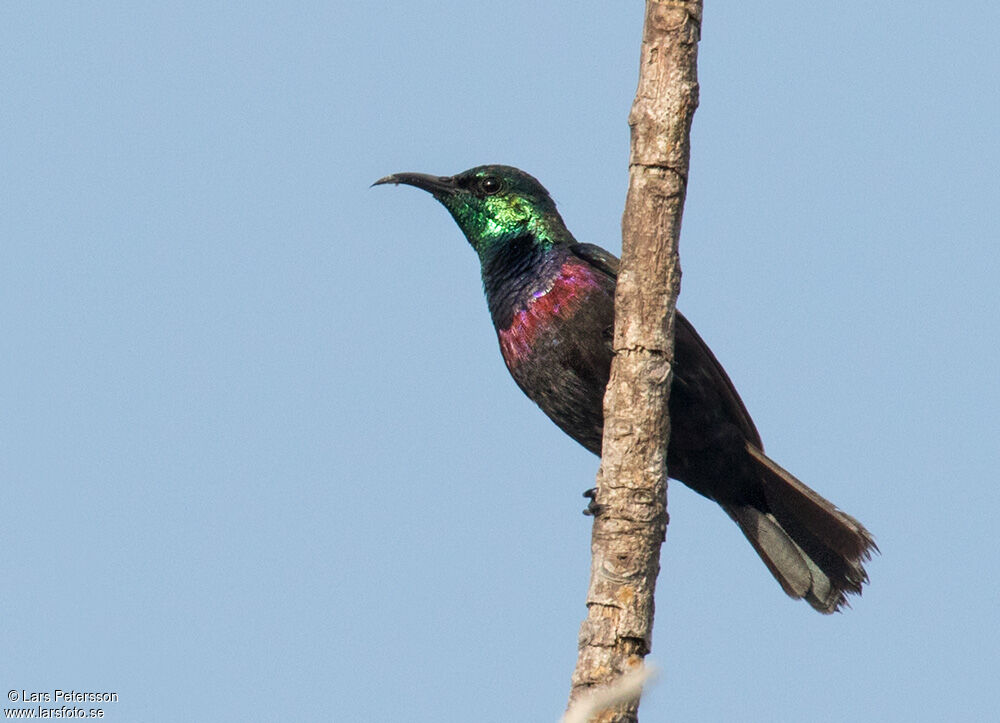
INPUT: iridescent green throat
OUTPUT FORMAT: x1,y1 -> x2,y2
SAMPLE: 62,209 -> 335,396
440,191 -> 573,263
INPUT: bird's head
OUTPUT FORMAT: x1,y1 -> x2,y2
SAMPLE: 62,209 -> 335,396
374,165 -> 571,257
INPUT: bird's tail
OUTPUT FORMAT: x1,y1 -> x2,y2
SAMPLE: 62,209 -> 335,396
723,443 -> 877,613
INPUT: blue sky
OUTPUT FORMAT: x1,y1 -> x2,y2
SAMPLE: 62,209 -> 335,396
3,2 -> 998,721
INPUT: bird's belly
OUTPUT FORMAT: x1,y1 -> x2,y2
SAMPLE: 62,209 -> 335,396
498,296 -> 612,456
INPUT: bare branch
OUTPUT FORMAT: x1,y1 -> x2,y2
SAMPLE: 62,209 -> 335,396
566,2 -> 701,721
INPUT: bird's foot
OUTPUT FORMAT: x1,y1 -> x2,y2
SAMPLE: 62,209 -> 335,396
582,487 -> 605,517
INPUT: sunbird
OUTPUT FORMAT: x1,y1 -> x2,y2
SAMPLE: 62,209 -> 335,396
376,165 -> 875,613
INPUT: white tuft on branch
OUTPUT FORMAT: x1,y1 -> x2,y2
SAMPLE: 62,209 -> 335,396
561,665 -> 658,723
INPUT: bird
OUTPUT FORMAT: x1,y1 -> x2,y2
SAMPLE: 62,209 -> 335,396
374,164 -> 876,613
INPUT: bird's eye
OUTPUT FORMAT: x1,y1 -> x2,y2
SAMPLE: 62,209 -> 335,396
479,176 -> 503,196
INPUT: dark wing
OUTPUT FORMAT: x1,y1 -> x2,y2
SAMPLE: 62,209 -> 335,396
570,242 -> 620,279
674,313 -> 762,448
570,242 -> 763,449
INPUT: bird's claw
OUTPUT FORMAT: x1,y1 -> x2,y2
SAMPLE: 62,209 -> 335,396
582,487 -> 605,517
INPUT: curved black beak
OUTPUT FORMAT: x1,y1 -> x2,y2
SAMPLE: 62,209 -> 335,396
372,172 -> 457,196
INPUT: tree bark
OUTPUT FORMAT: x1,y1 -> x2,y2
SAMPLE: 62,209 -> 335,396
566,2 -> 701,721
